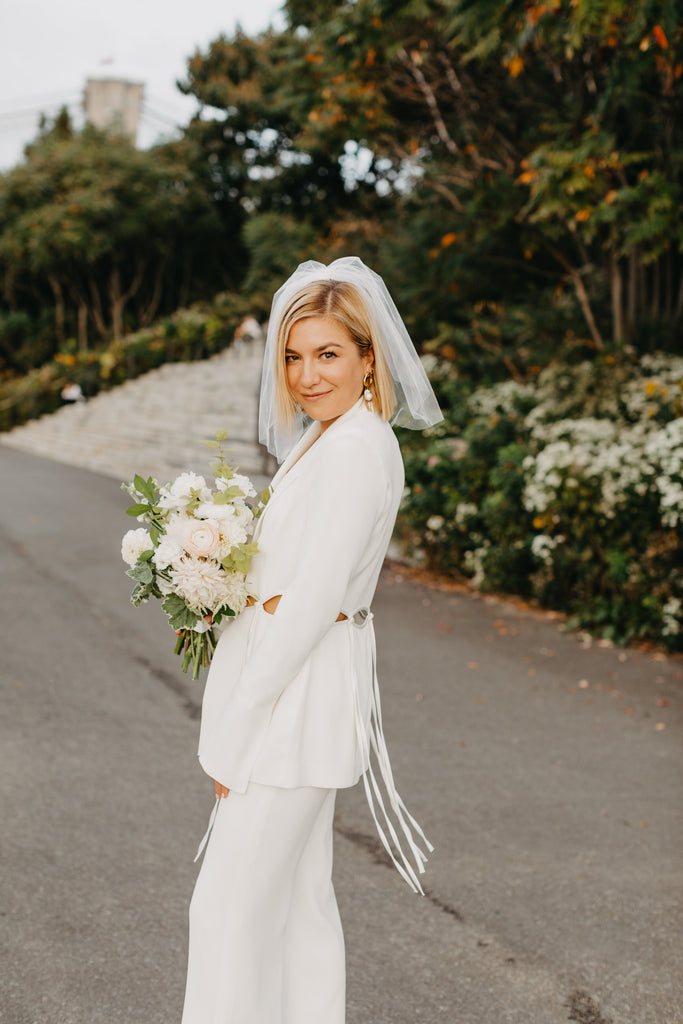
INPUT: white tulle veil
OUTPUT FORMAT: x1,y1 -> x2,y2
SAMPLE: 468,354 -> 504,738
258,256 -> 443,462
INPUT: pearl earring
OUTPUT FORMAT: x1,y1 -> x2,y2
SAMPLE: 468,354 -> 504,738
363,370 -> 374,404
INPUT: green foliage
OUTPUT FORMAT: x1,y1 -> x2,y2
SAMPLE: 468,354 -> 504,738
162,593 -> 201,630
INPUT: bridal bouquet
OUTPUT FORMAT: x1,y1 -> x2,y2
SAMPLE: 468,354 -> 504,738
121,433 -> 263,678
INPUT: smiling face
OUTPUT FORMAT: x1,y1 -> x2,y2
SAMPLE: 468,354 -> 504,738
285,316 -> 374,432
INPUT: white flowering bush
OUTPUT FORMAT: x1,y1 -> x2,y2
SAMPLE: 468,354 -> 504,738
398,352 -> 683,650
121,433 -> 265,677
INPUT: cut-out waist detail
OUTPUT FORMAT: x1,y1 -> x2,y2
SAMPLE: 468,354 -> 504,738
246,593 -> 347,622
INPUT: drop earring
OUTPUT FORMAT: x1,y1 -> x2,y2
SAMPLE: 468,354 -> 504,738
363,369 -> 374,404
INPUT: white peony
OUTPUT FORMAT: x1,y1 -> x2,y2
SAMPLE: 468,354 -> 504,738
121,528 -> 152,566
169,556 -> 240,614
223,475 -> 258,499
152,514 -> 186,570
158,472 -> 211,511
221,571 -> 249,615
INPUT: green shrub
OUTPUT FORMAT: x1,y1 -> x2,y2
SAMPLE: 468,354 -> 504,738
0,295 -> 249,432
398,352 -> 683,650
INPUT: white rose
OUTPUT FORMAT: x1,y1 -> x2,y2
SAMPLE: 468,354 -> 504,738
121,528 -> 152,566
183,518 -> 221,559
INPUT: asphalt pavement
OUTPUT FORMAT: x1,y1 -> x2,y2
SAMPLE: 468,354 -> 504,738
1,445 -> 681,1024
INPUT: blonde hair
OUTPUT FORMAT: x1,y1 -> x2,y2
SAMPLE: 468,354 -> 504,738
274,279 -> 396,432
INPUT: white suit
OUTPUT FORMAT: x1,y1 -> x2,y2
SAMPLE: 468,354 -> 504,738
182,400 -> 429,1024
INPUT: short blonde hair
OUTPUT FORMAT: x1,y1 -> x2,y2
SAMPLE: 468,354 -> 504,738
274,279 -> 396,432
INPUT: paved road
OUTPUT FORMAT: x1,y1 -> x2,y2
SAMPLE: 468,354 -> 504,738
1,446 -> 681,1024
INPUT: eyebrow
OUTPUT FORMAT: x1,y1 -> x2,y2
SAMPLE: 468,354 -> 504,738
285,341 -> 344,355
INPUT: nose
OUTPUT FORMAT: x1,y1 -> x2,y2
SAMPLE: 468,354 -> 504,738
299,358 -> 320,387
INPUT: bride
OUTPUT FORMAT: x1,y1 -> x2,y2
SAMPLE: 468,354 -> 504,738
181,257 -> 442,1024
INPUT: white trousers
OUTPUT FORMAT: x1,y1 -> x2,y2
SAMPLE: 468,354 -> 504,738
181,783 -> 345,1024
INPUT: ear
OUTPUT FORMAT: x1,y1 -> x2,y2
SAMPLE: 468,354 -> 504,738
364,347 -> 375,372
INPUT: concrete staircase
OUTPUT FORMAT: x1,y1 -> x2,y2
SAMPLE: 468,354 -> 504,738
0,340 -> 275,491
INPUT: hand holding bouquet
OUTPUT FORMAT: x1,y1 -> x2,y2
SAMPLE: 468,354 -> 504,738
121,433 -> 265,678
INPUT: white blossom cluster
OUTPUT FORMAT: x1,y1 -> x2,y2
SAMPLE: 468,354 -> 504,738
662,597 -> 682,637
522,415 -> 683,525
530,533 -> 566,565
467,379 -> 534,419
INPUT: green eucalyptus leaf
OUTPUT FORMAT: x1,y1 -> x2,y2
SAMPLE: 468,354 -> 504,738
126,503 -> 150,517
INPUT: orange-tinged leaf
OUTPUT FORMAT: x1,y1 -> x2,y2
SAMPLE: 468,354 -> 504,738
516,170 -> 537,185
507,55 -> 524,77
575,209 -> 591,221
653,24 -> 669,48
605,189 -> 618,204
441,232 -> 458,247
305,52 -> 323,63
584,165 -> 596,179
638,169 -> 649,181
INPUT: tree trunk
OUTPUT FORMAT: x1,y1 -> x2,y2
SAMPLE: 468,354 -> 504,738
610,242 -> 624,345
110,268 -> 124,341
77,300 -> 88,352
88,279 -> 109,339
547,244 -> 604,349
109,261 -> 147,339
651,258 -> 660,320
627,247 -> 638,339
47,274 -> 66,343
675,268 -> 683,321
140,258 -> 167,326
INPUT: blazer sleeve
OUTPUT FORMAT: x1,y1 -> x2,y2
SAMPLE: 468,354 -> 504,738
198,432 -> 392,792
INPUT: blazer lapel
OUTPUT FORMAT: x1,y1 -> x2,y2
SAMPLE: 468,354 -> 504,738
253,420 -> 321,540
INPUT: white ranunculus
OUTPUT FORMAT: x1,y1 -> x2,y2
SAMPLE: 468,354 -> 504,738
183,518 -> 222,559
121,528 -> 152,566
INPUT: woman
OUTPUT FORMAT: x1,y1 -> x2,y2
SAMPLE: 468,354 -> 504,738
182,257 -> 442,1024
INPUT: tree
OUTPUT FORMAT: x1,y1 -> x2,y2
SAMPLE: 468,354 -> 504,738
0,114 -> 243,362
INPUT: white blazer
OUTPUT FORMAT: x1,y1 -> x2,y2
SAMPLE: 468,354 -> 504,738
198,398 -> 403,793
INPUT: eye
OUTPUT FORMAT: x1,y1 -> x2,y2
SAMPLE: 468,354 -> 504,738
320,350 -> 337,360
284,353 -> 299,363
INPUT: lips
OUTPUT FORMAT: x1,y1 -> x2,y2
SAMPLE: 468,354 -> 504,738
301,390 -> 332,401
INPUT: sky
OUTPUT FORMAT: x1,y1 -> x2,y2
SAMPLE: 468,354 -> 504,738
0,0 -> 284,170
